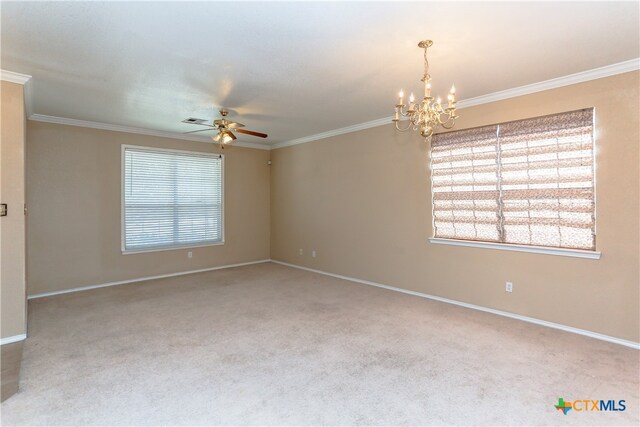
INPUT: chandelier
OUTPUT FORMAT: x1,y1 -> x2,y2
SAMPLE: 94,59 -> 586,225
393,40 -> 458,141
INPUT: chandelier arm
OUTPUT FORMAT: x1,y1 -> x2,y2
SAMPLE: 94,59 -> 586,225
394,121 -> 413,132
440,121 -> 456,130
438,111 -> 457,126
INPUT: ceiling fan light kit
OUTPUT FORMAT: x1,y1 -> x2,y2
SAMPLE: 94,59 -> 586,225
393,39 -> 459,142
213,130 -> 237,145
182,109 -> 267,148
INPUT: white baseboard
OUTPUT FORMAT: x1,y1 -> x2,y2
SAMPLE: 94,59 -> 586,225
27,259 -> 271,300
270,260 -> 640,350
1,334 -> 26,345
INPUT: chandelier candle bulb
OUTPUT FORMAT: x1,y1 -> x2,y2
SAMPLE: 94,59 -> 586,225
392,39 -> 459,141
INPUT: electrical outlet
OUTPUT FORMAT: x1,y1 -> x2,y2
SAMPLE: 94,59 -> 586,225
312,250 -> 316,258
505,282 -> 513,293
299,249 -> 303,256
188,251 -> 193,258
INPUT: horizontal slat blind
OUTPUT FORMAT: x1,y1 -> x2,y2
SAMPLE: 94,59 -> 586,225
431,108 -> 595,251
123,147 -> 223,251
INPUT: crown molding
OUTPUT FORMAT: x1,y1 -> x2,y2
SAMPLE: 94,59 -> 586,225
0,69 -> 32,85
273,57 -> 640,150
1,69 -> 34,117
456,57 -> 640,109
28,114 -> 271,150
270,117 -> 391,149
16,58 -> 640,151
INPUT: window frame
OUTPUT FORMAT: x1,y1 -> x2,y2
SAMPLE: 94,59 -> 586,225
428,237 -> 600,259
120,144 -> 225,255
428,109 -> 601,260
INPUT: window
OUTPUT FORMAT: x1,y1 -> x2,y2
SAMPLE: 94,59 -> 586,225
122,145 -> 223,253
430,108 -> 595,251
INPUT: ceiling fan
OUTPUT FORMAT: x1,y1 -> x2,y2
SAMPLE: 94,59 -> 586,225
182,109 -> 268,148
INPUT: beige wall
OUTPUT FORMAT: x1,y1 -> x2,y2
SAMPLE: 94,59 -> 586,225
26,122 -> 270,295
271,72 -> 640,342
1,81 -> 27,339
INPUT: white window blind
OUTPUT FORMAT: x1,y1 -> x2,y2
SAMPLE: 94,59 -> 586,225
431,108 -> 595,251
123,146 -> 223,252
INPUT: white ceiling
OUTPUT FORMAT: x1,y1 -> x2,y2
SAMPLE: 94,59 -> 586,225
1,1 -> 639,146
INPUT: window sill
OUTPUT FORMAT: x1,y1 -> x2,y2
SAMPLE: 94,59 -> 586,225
428,238 -> 601,260
122,241 -> 224,255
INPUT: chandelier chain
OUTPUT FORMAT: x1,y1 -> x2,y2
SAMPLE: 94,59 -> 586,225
422,46 -> 430,85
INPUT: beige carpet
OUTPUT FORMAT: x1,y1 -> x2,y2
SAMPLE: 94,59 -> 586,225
1,262 -> 638,426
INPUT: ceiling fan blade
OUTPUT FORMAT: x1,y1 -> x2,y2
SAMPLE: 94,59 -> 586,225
236,129 -> 268,138
184,127 -> 217,134
226,121 -> 245,129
